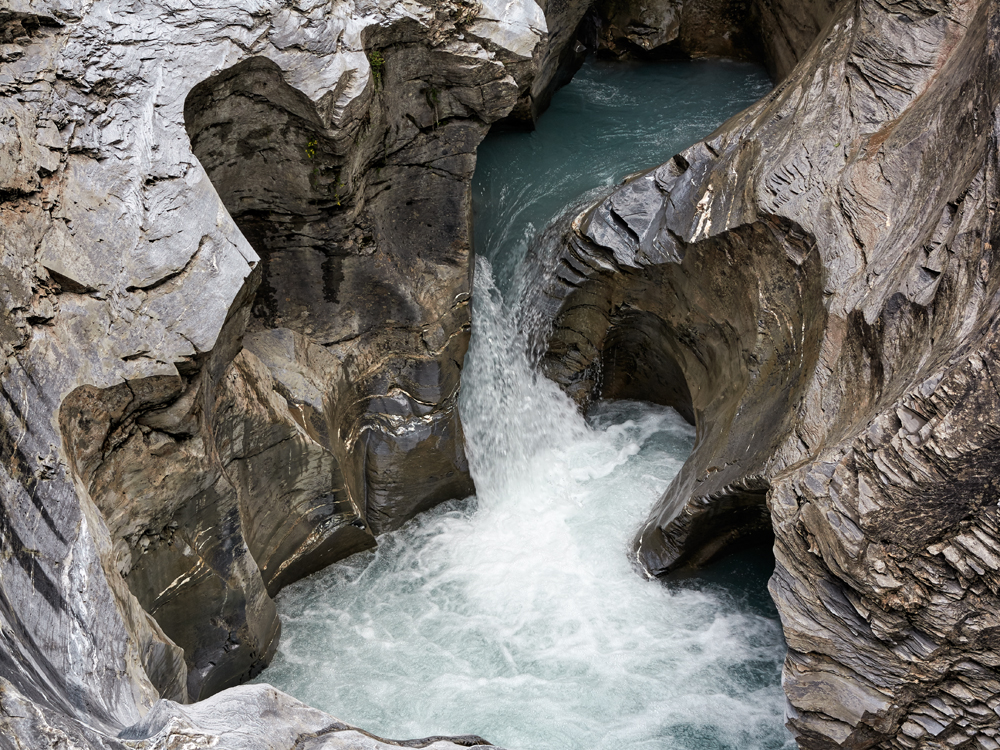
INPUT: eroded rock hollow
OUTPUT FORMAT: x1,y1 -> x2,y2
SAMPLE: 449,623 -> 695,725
1,0 -> 542,743
0,0 -> 997,746
541,0 -> 1000,746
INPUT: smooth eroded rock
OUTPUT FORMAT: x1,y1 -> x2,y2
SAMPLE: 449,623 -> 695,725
541,0 -> 1000,746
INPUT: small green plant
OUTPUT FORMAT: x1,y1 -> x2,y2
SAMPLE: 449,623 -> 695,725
305,137 -> 318,159
368,50 -> 385,90
425,87 -> 440,127
454,0 -> 481,26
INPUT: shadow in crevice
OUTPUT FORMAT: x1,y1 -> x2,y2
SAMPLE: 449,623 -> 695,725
598,309 -> 696,425
670,536 -> 779,619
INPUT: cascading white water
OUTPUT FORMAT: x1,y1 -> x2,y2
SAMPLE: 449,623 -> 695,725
257,58 -> 792,749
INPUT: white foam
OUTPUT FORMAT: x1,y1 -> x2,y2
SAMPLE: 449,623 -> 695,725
260,256 -> 791,749
259,59 -> 790,750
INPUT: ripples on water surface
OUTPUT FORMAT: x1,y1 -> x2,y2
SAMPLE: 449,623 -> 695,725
258,58 -> 792,749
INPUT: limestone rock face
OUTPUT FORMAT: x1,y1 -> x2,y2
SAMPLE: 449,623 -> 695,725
0,0 -> 541,743
4,0 -> 998,744
541,0 -> 1000,746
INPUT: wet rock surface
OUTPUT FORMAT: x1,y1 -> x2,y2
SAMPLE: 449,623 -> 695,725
0,0 -> 539,744
541,0 -> 1000,746
2,0 -> 998,746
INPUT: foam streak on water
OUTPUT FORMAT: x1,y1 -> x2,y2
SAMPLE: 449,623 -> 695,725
259,59 -> 792,749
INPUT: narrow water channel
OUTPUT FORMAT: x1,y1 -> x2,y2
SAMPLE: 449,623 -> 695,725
257,58 -> 791,749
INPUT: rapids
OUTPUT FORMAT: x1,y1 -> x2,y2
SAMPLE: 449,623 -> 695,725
256,58 -> 791,749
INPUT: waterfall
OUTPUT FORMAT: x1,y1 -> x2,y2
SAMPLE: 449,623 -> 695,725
258,58 -> 792,750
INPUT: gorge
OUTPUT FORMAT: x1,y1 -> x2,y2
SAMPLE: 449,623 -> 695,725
257,58 -> 788,750
0,0 -> 998,748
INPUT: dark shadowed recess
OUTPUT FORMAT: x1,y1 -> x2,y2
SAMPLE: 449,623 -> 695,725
504,0 -> 838,126
540,207 -> 826,577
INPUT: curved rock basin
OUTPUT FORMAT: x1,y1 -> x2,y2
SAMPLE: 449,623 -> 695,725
257,59 -> 790,749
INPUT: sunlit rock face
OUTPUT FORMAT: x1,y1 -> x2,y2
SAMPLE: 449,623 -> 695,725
0,0 -> 542,743
541,0 -> 1000,746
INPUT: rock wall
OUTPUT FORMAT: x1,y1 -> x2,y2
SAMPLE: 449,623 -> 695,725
0,0 -> 543,744
587,0 -> 757,62
752,0 -> 840,79
4,0 -> 995,745
5,0 -> 790,741
541,0 -> 1000,746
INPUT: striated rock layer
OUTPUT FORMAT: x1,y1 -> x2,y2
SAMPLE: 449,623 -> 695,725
540,0 -> 1000,746
4,0 -> 801,742
3,0 -> 997,745
0,0 -> 543,743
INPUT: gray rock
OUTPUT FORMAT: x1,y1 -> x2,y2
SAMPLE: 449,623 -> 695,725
4,0 -> 997,746
118,685 -> 499,750
541,0 -> 1000,746
0,0 -> 539,743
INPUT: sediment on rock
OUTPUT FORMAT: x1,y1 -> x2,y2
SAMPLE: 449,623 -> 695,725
541,0 -> 1000,746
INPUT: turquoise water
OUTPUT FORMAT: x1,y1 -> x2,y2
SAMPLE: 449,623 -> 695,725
258,59 -> 790,749
473,58 -> 773,292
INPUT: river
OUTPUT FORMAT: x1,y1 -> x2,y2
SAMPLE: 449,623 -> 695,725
256,57 -> 792,750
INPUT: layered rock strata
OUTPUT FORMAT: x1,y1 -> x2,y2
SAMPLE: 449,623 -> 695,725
4,0 -> 996,746
0,0 -> 541,744
3,0 -> 796,742
541,0 -> 1000,746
